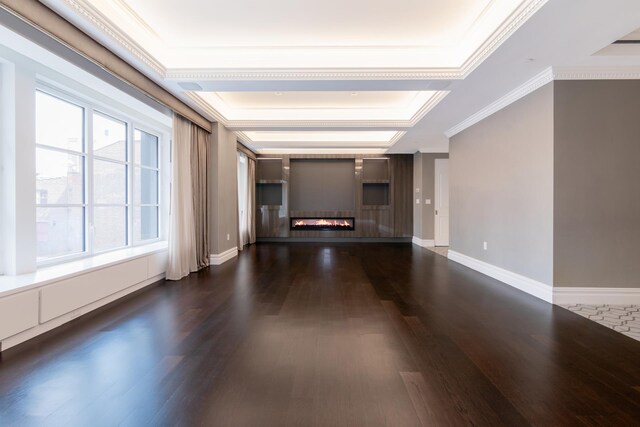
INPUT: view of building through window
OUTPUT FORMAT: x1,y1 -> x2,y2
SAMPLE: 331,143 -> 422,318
35,91 -> 86,260
134,129 -> 160,241
35,90 -> 162,263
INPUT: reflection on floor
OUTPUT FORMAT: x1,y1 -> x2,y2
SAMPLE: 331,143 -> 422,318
426,246 -> 449,257
562,305 -> 640,342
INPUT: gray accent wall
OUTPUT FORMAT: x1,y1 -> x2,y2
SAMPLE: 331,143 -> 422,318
289,159 -> 356,211
449,83 -> 554,285
554,80 -> 640,287
413,153 -> 449,241
209,123 -> 239,255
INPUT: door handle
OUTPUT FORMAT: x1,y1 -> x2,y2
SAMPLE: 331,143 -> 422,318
435,210 -> 438,215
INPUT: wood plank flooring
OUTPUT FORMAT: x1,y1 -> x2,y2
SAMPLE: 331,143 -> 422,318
1,243 -> 640,426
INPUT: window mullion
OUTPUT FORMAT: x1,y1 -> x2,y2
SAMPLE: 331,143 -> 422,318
128,121 -> 133,246
86,106 -> 94,256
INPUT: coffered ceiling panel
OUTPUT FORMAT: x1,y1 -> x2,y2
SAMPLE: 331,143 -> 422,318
46,0 -> 546,77
124,0 -> 489,48
43,0 -> 640,154
193,90 -> 447,128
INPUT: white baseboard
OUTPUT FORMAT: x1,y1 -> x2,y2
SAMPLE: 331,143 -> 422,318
412,236 -> 435,248
447,250 -> 553,303
1,273 -> 165,352
209,247 -> 238,265
553,287 -> 640,305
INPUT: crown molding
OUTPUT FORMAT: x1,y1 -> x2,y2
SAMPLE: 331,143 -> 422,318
408,91 -> 450,124
389,131 -> 407,145
234,131 -> 253,146
445,64 -> 640,138
186,91 -> 448,129
225,120 -> 411,128
184,92 -> 228,125
47,0 -> 546,82
51,0 -> 166,76
552,66 -> 640,80
459,0 -> 549,77
445,67 -> 553,138
235,130 -> 406,148
255,148 -> 388,155
165,68 -> 461,81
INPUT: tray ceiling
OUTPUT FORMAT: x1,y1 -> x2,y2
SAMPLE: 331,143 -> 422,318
40,0 -> 562,152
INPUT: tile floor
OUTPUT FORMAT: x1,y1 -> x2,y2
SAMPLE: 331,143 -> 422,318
562,304 -> 640,342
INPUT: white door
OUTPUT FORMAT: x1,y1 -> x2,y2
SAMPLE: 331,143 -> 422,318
434,159 -> 449,246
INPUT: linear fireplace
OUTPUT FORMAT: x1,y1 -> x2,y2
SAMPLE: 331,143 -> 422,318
290,217 -> 355,231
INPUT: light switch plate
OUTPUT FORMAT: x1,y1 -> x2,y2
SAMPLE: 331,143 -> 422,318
416,198 -> 420,204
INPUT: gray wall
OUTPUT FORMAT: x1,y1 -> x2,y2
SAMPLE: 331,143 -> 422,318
209,123 -> 238,255
289,159 -> 355,211
450,83 -> 554,285
554,80 -> 640,287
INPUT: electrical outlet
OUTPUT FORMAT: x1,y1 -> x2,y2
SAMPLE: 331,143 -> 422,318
416,188 -> 420,193
425,199 -> 431,205
483,241 -> 488,250
226,233 -> 230,241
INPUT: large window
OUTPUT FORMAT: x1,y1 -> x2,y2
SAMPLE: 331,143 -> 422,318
133,129 -> 159,241
35,88 -> 164,263
36,91 -> 86,261
93,112 -> 128,252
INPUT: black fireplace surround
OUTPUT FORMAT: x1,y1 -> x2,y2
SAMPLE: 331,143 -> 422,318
290,217 -> 355,231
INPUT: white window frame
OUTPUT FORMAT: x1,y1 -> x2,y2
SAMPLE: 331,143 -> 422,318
91,109 -> 130,254
132,124 -> 162,244
35,86 -> 88,266
35,81 -> 166,268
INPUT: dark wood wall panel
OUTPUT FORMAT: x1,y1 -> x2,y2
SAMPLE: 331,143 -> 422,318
359,208 -> 392,237
256,154 -> 412,239
391,155 -> 414,238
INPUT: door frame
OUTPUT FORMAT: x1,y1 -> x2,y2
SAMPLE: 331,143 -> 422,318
434,158 -> 449,247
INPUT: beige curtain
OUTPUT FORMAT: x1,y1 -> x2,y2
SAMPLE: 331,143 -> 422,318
167,114 -> 210,280
247,157 -> 256,244
191,126 -> 210,269
167,115 -> 197,280
237,153 -> 256,249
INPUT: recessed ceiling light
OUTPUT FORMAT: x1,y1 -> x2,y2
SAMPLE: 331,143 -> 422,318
275,92 -> 283,96
351,92 -> 358,96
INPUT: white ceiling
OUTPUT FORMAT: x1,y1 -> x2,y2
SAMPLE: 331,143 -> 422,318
42,0 -> 640,153
125,0 -> 490,48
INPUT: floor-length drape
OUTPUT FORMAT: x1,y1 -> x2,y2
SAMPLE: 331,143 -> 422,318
167,115 -> 197,280
247,157 -> 256,244
191,125 -> 209,268
237,152 -> 256,249
237,152 -> 249,249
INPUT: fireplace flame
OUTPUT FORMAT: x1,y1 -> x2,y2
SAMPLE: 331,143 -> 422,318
292,218 -> 353,228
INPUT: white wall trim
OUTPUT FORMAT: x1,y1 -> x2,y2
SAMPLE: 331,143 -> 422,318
445,67 -> 554,138
209,247 -> 238,266
412,236 -> 435,248
553,287 -> 640,305
0,273 -> 165,352
447,250 -> 553,303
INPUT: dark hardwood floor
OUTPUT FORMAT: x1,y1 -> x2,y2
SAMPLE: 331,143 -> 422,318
1,243 -> 640,426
